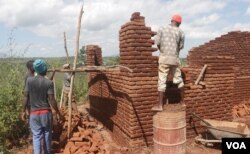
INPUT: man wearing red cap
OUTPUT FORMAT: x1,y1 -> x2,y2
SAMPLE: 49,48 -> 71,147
152,14 -> 185,111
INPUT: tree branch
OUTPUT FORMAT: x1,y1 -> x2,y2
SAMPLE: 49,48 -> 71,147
64,32 -> 70,64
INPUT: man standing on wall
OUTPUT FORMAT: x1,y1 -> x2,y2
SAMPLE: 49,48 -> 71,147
21,59 -> 63,154
152,15 -> 185,111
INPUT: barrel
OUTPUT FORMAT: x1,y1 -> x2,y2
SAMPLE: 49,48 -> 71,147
153,105 -> 186,154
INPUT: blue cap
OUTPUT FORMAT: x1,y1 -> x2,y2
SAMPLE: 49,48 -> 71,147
33,59 -> 47,74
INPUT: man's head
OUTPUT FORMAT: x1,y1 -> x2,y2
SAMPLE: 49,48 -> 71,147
26,60 -> 35,73
171,14 -> 182,27
63,64 -> 70,69
33,59 -> 47,76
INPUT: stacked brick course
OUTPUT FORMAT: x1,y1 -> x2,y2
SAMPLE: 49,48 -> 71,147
86,45 -> 102,66
87,12 -> 250,147
118,12 -> 158,146
184,31 -> 250,137
87,12 -> 158,147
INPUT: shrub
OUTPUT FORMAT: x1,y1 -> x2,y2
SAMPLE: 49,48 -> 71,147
0,61 -> 28,152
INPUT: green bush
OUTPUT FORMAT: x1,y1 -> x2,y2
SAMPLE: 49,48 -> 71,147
0,61 -> 28,152
74,73 -> 88,102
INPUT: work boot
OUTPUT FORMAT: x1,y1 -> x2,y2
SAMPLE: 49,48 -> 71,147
152,91 -> 164,111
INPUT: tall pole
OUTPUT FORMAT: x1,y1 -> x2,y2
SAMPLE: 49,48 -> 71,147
67,3 -> 84,138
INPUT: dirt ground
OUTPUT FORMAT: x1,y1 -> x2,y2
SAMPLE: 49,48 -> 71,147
186,139 -> 221,154
10,103 -> 224,154
13,137 -> 221,154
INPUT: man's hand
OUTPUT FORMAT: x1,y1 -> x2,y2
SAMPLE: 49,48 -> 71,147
21,112 -> 26,121
48,94 -> 64,122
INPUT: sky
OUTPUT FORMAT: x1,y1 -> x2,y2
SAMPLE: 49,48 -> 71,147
0,0 -> 250,58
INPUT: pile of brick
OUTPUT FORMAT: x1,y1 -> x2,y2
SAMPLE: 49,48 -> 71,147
52,110 -> 81,153
52,110 -> 107,154
232,104 -> 250,118
62,115 -> 106,154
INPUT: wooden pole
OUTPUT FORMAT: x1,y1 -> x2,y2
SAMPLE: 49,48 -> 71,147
47,65 -> 133,73
195,64 -> 207,85
61,31 -> 69,109
67,3 -> 84,139
53,68 -> 57,100
64,32 -> 70,64
59,84 -> 64,109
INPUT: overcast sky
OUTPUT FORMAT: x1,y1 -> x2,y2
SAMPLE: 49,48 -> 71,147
0,0 -> 250,58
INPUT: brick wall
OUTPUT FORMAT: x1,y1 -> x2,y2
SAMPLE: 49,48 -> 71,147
87,12 -> 158,147
86,45 -> 102,66
184,31 -> 250,137
87,12 -> 250,147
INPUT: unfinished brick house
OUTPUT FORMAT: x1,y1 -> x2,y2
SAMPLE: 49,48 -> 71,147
86,12 -> 250,147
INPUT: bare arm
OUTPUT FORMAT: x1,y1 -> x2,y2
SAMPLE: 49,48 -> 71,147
179,32 -> 185,50
47,81 -> 63,121
23,94 -> 28,112
21,80 -> 29,120
48,94 -> 61,114
48,94 -> 64,122
21,93 -> 29,121
157,45 -> 161,50
155,28 -> 162,50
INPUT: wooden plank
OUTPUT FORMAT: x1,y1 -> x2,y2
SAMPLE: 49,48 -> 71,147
47,65 -> 132,73
195,64 -> 207,85
59,84 -> 64,109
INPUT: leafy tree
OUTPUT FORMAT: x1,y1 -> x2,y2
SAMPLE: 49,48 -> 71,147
78,46 -> 86,66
